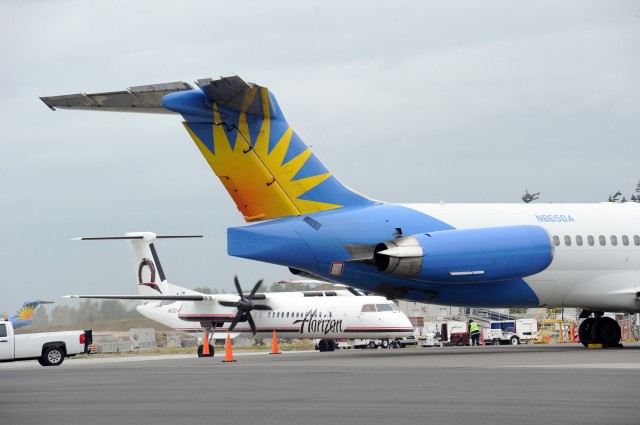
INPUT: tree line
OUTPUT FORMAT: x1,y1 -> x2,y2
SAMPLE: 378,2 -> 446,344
522,179 -> 640,203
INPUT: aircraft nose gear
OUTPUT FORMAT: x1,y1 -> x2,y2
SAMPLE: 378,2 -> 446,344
218,276 -> 272,335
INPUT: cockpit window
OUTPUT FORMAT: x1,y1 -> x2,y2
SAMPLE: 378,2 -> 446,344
375,304 -> 394,312
360,304 -> 376,313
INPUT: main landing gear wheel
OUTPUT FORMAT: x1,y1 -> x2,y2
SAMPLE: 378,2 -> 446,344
578,318 -> 595,347
197,344 -> 214,357
591,317 -> 621,348
317,339 -> 336,352
579,317 -> 622,348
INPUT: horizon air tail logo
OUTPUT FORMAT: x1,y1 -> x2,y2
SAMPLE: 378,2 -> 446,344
293,309 -> 344,335
137,258 -> 161,294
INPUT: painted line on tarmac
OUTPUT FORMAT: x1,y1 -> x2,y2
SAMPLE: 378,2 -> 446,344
493,363 -> 640,369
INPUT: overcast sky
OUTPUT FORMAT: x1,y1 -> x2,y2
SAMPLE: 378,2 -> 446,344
1,1 -> 638,314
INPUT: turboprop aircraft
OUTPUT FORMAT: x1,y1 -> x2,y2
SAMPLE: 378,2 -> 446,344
6,301 -> 54,329
42,76 -> 640,348
65,232 -> 414,356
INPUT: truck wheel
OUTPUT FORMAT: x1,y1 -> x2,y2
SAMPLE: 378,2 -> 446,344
381,339 -> 390,349
492,339 -> 501,346
399,343 -> 406,348
510,336 -> 520,345
41,346 -> 65,366
368,341 -> 377,349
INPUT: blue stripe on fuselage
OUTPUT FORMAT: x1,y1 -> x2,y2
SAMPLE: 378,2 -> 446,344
228,204 -> 541,307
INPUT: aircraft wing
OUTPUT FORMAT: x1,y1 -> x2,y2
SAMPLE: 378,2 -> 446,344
40,81 -> 193,114
64,294 -> 211,301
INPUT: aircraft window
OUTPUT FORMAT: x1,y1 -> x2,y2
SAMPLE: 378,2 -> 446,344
361,304 -> 376,313
564,235 -> 571,246
329,311 -> 332,318
390,303 -> 399,311
634,235 -> 640,246
611,235 -> 618,246
286,312 -> 290,318
622,235 -> 629,246
576,235 -> 583,246
552,235 -> 560,246
599,235 -> 606,246
376,304 -> 394,312
587,235 -> 594,246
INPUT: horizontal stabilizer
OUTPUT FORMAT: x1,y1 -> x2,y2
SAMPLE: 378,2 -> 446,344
40,82 -> 193,114
73,234 -> 202,241
64,294 -> 211,301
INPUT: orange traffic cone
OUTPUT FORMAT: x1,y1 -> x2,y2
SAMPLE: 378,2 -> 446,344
570,324 -> 576,343
222,333 -> 236,363
203,332 -> 210,356
270,330 -> 281,355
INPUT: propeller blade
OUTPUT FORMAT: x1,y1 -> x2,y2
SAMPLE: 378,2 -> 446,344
228,312 -> 243,332
253,304 -> 272,311
249,279 -> 264,299
234,275 -> 244,299
218,300 -> 240,307
247,313 -> 257,336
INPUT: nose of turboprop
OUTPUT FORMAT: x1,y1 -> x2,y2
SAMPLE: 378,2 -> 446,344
227,221 -> 318,273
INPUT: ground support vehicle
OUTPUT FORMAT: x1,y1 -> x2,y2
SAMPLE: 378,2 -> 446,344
396,336 -> 420,348
439,320 -> 470,346
342,338 -> 395,349
484,328 -> 522,345
484,319 -> 538,344
0,319 -> 92,366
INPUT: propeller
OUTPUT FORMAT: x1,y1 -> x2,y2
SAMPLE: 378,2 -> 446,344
218,276 -> 271,335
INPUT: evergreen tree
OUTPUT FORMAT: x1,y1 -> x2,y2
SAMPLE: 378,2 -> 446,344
608,191 -> 622,202
521,190 -> 540,203
267,281 -> 313,292
50,305 -> 76,326
32,305 -> 50,327
193,286 -> 218,294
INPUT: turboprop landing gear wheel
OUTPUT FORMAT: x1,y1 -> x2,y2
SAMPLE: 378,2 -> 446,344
318,339 -> 329,352
197,344 -> 214,357
578,318 -> 595,347
591,317 -> 621,348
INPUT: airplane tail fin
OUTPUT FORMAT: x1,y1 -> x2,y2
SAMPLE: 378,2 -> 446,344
42,76 -> 376,222
8,300 -> 53,329
74,233 -> 202,298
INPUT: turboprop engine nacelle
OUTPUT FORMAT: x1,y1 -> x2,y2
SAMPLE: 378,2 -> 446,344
373,225 -> 553,283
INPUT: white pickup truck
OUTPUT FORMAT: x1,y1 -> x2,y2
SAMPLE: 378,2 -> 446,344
0,319 -> 92,366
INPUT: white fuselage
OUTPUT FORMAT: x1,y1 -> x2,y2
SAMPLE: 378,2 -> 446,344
137,290 -> 414,339
404,202 -> 640,312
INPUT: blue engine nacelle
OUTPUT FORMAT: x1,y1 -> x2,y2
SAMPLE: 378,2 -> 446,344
373,225 -> 554,283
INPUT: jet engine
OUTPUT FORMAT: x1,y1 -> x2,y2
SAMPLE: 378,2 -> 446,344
373,225 -> 553,283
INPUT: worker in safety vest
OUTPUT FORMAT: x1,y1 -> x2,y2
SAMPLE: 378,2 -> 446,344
469,319 -> 481,346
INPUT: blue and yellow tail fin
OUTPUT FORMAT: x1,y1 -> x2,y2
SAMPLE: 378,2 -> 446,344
163,77 -> 374,222
8,300 -> 53,329
40,76 -> 375,222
